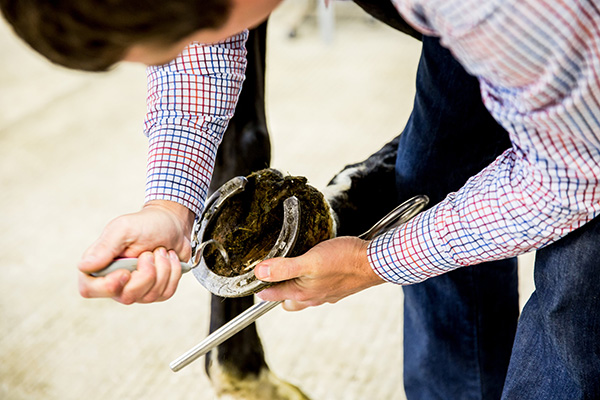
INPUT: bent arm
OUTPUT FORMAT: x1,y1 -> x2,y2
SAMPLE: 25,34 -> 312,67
373,0 -> 600,284
77,33 -> 248,303
144,32 -> 248,217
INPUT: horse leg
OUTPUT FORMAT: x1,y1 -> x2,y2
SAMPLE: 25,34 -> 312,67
324,134 -> 402,236
205,20 -> 309,400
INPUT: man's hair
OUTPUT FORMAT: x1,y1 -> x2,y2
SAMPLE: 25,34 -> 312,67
0,0 -> 232,71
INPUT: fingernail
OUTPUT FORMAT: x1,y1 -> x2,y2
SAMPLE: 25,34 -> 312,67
143,252 -> 155,266
169,250 -> 178,261
157,247 -> 168,258
255,264 -> 270,280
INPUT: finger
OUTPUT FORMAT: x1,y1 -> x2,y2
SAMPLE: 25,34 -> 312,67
254,257 -> 306,283
282,299 -> 318,312
256,280 -> 303,302
139,248 -> 171,303
78,269 -> 131,299
159,250 -> 183,301
114,252 -> 156,305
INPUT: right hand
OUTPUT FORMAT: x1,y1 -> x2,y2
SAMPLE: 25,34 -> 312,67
77,200 -> 195,304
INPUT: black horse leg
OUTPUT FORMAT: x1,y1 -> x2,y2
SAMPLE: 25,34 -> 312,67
204,21 -> 309,399
208,22 -> 271,194
205,18 -> 270,380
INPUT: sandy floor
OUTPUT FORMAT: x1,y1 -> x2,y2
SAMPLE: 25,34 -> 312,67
0,2 -> 535,399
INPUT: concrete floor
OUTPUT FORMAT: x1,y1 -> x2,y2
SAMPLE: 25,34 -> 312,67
0,1 -> 535,399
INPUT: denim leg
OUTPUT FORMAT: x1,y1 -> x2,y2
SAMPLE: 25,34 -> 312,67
396,36 -> 519,399
502,215 -> 600,400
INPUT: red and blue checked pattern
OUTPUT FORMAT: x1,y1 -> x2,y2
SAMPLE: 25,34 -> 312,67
369,0 -> 600,284
144,32 -> 248,216
142,2 -> 599,286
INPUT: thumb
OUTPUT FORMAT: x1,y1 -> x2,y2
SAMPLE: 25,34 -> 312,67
254,257 -> 305,282
78,226 -> 129,273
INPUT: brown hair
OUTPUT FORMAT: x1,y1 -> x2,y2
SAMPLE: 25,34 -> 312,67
0,0 -> 232,71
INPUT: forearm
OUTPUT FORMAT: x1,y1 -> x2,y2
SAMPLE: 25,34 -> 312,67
369,146 -> 600,285
143,32 -> 248,216
372,0 -> 600,284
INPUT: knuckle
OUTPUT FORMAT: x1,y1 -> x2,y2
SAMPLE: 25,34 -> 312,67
142,289 -> 160,303
105,279 -> 123,295
119,295 -> 136,305
155,295 -> 170,303
177,245 -> 191,263
162,286 -> 177,300
289,260 -> 304,278
118,289 -> 137,305
108,214 -> 129,230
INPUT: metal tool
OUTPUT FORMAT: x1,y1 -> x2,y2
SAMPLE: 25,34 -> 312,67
88,239 -> 224,277
169,194 -> 429,372
170,299 -> 281,372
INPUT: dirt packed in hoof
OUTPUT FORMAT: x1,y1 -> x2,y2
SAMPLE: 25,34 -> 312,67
204,169 -> 334,277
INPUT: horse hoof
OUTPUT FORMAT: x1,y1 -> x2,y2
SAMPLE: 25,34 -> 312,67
210,364 -> 311,400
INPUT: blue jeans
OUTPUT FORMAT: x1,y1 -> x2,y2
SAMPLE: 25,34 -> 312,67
502,215 -> 600,399
396,36 -> 600,399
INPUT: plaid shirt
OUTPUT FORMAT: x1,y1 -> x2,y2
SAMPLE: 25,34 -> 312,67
144,32 -> 248,217
369,0 -> 600,284
144,0 -> 600,285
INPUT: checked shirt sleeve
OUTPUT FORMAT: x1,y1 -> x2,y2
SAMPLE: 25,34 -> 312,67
370,0 -> 600,285
143,32 -> 248,216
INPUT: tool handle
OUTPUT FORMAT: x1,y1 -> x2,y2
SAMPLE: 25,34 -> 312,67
89,258 -> 192,277
170,300 -> 282,372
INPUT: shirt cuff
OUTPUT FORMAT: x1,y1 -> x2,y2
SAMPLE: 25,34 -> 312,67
367,205 -> 460,285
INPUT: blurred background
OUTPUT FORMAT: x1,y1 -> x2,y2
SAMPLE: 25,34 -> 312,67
0,1 -> 534,399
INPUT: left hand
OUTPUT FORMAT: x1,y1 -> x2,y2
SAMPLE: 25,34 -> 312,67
254,237 -> 385,311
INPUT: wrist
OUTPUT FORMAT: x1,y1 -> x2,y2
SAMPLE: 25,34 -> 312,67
143,200 -> 195,235
357,239 -> 385,286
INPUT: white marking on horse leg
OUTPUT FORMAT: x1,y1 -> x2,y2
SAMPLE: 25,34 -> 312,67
208,349 -> 311,400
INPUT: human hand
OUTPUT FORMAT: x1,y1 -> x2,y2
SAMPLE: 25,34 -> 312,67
254,237 -> 385,311
77,200 -> 195,304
